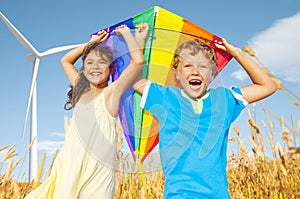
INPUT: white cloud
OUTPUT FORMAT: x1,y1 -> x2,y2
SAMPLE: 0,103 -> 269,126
48,131 -> 65,139
231,70 -> 248,81
247,12 -> 300,84
38,140 -> 63,155
37,131 -> 64,155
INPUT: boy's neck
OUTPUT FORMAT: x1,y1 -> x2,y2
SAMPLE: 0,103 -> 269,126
181,89 -> 209,114
180,89 -> 209,101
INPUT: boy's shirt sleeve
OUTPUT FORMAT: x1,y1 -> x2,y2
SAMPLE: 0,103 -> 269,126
140,81 -> 165,110
229,86 -> 248,106
229,86 -> 248,119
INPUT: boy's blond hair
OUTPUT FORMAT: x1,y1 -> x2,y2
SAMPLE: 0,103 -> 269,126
171,40 -> 218,77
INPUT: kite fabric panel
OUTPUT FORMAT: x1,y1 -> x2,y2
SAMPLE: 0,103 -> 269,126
91,6 -> 232,166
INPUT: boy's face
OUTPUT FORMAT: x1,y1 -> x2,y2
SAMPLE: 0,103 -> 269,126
175,49 -> 214,100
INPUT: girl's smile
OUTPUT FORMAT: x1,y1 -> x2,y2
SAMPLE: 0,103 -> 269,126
83,51 -> 111,87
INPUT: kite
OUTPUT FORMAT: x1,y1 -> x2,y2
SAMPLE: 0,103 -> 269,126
91,6 -> 232,197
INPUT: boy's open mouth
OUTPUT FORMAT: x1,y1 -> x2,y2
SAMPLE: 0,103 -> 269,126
189,79 -> 202,86
189,79 -> 202,90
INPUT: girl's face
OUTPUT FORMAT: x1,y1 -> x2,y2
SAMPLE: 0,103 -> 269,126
175,49 -> 214,100
83,50 -> 112,88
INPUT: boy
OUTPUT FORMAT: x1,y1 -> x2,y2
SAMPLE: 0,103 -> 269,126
133,38 -> 276,198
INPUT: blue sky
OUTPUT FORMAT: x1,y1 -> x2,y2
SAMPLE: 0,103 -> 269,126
1,0 -> 300,181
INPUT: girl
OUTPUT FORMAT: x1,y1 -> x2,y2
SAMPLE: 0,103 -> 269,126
25,23 -> 149,199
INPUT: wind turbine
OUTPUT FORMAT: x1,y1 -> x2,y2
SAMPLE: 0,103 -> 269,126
0,12 -> 83,181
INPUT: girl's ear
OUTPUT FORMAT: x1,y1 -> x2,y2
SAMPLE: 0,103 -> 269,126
80,65 -> 84,71
110,66 -> 116,74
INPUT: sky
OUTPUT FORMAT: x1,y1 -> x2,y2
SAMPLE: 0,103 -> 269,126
0,0 -> 300,182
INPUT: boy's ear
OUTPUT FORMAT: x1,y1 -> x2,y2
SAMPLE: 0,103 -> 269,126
212,70 -> 219,81
207,70 -> 217,84
173,68 -> 179,80
211,66 -> 218,80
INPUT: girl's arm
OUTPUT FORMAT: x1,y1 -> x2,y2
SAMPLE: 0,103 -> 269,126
61,31 -> 109,86
216,39 -> 277,103
106,24 -> 148,116
132,24 -> 149,94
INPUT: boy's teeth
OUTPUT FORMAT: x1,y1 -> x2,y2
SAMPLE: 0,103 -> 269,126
189,80 -> 201,85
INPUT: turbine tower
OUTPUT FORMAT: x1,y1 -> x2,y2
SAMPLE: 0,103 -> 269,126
0,12 -> 83,181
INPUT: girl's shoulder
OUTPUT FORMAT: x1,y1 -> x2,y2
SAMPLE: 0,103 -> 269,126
105,81 -> 116,92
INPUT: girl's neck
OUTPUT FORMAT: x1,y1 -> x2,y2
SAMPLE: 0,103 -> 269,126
80,86 -> 105,105
88,87 -> 104,96
89,83 -> 108,92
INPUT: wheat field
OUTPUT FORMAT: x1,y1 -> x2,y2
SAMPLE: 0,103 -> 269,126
1,105 -> 299,199
1,48 -> 300,198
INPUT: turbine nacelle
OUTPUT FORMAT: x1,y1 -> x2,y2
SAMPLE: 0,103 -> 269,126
26,43 -> 83,62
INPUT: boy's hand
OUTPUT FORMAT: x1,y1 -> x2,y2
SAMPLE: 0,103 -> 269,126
215,38 -> 242,57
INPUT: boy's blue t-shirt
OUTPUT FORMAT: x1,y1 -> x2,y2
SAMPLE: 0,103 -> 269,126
140,81 -> 247,199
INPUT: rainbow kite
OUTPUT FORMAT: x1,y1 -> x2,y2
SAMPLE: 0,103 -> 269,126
92,6 -> 232,196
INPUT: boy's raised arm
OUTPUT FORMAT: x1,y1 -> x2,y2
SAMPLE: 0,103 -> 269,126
216,39 -> 277,103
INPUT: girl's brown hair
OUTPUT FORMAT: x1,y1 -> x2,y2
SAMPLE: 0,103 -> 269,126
64,42 -> 115,110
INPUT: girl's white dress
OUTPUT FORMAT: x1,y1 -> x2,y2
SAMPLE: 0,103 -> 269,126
24,89 -> 118,199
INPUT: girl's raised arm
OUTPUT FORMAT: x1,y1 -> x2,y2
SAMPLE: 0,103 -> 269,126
61,31 -> 109,86
106,24 -> 148,117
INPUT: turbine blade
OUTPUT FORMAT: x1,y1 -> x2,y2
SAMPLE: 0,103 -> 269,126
22,58 -> 40,141
39,43 -> 84,57
0,12 -> 39,56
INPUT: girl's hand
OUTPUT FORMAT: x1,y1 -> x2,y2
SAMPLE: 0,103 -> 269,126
135,23 -> 149,43
90,29 -> 110,43
113,24 -> 131,36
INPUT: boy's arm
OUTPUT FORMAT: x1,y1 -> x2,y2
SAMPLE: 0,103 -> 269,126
216,39 -> 277,103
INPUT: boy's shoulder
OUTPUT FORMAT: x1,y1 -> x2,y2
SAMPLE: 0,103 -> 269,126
208,86 -> 242,100
150,81 -> 180,92
208,86 -> 229,94
210,86 -> 248,106
209,86 -> 240,94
